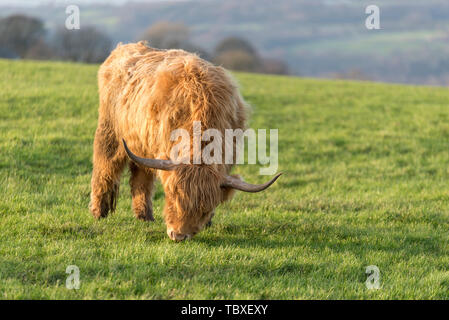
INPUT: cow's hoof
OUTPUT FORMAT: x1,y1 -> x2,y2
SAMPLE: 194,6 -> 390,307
89,188 -> 118,219
135,206 -> 155,222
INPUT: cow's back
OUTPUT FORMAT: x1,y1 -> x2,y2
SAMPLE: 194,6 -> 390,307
97,41 -> 249,161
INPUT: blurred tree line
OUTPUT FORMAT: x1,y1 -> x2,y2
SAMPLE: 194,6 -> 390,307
0,15 -> 111,63
138,21 -> 288,75
0,15 -> 288,75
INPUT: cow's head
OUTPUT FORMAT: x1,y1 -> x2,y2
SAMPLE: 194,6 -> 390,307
123,140 -> 281,241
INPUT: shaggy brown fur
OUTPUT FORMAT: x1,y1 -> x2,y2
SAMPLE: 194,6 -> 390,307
90,42 -> 247,240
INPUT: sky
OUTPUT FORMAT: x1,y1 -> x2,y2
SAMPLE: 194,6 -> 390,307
0,0 -> 187,6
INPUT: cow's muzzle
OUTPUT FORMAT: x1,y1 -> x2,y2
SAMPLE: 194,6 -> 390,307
167,229 -> 191,242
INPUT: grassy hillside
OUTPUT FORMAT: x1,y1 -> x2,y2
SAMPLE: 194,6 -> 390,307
1,59 -> 449,299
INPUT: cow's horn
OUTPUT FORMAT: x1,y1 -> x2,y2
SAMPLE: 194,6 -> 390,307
123,139 -> 177,171
221,172 -> 282,192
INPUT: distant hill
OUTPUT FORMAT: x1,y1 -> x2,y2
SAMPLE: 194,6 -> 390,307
1,0 -> 449,85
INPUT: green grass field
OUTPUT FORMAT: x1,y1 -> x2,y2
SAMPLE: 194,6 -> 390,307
1,59 -> 449,299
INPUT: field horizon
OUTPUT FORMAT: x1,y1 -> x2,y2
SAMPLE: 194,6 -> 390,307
1,58 -> 449,299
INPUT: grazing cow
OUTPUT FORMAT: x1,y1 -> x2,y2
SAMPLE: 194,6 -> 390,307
89,42 -> 281,241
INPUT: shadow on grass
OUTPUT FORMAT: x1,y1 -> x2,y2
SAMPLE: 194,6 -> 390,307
35,223 -> 105,239
196,221 -> 447,260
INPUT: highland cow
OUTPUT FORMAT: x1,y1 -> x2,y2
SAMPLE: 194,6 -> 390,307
89,42 -> 281,241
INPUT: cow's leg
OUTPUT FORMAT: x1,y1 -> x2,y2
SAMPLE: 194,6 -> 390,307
129,162 -> 156,221
205,211 -> 215,228
89,120 -> 126,219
